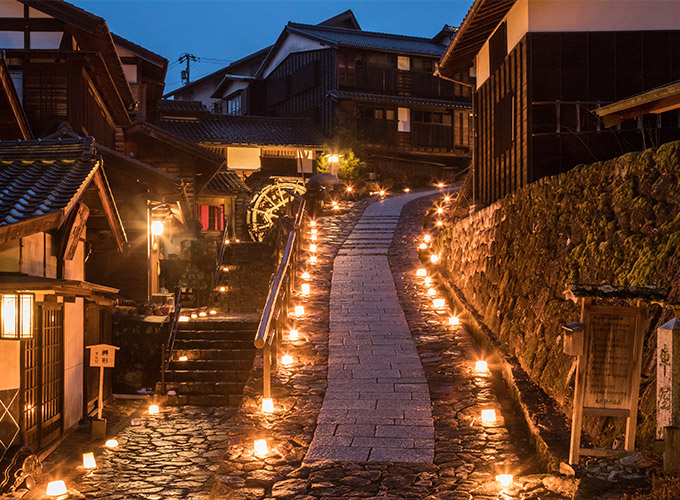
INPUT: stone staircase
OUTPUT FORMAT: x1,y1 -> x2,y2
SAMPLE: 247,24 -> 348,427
161,316 -> 259,406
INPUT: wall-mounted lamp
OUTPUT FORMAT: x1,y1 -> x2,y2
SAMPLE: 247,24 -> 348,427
1,294 -> 33,339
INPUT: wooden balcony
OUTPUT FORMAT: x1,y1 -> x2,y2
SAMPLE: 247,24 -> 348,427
412,123 -> 453,150
340,67 -> 457,100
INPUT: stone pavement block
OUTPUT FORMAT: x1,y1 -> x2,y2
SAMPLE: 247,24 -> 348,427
335,424 -> 376,437
351,436 -> 414,448
322,399 -> 376,410
376,399 -> 430,411
305,445 -> 371,462
375,425 -> 434,439
368,447 -> 434,463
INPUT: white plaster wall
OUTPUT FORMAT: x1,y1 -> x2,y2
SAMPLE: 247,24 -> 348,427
227,146 -> 261,170
30,31 -> 63,50
0,340 -> 20,390
0,0 -> 24,17
261,33 -> 328,79
122,64 -> 138,84
507,0 -> 529,52
64,239 -> 85,281
528,0 -> 680,32
20,233 -> 45,277
0,31 -> 23,49
63,298 -> 84,431
0,240 -> 20,273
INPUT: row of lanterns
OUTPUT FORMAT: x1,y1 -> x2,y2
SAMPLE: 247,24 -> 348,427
416,188 -> 516,491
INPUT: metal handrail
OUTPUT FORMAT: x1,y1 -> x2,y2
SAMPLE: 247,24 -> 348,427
160,286 -> 182,394
214,222 -> 231,289
253,199 -> 306,400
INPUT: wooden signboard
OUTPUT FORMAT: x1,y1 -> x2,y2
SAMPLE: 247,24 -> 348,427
86,344 -> 119,421
569,302 -> 646,464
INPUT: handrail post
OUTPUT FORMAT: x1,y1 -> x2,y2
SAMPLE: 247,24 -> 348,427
263,344 -> 271,399
161,343 -> 166,395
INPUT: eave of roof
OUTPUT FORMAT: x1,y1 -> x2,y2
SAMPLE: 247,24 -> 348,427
329,90 -> 471,109
201,171 -> 251,196
0,273 -> 119,297
112,33 -> 168,69
438,0 -> 517,77
0,56 -> 31,140
595,80 -> 680,127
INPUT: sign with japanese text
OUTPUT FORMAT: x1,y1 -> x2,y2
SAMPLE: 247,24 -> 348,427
87,344 -> 119,368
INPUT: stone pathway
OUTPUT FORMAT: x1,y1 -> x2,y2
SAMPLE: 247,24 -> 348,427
305,191 -> 447,464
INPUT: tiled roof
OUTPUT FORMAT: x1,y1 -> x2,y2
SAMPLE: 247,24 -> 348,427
203,171 -> 251,195
158,99 -> 209,114
287,23 -> 447,57
157,114 -> 326,147
0,137 -> 99,227
329,90 -> 471,109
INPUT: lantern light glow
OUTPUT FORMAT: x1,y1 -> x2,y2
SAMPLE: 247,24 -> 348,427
481,409 -> 497,422
309,220 -> 316,227
476,360 -> 489,373
427,288 -> 437,296
1,294 -> 34,340
430,254 -> 440,263
449,316 -> 460,326
209,309 -> 217,315
309,255 -> 317,264
309,244 -> 317,253
262,398 -> 274,413
294,305 -> 305,316
424,277 -> 432,285
437,207 -> 443,214
310,234 -> 317,241
289,329 -> 299,340
416,268 -> 427,277
496,474 -> 514,489
148,405 -> 159,415
198,311 -> 207,317
179,355 -> 188,361
150,220 -> 164,236
433,298 -> 446,308
379,190 -> 386,196
254,439 -> 268,457
403,188 -> 410,192
436,221 -> 443,227
281,354 -> 293,365
301,272 -> 310,280
301,284 -> 310,295
419,243 -> 428,250
423,234 -> 431,243
105,439 -> 118,448
83,452 -> 96,469
46,480 -> 68,497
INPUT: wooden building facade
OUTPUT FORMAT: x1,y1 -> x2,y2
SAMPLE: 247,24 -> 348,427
439,0 -> 680,205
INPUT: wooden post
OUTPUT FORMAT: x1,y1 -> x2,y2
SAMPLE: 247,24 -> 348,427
160,343 -> 166,395
97,365 -> 104,420
665,427 -> 680,473
263,344 -> 271,399
569,298 -> 589,465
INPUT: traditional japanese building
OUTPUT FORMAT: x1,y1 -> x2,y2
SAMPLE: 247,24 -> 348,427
439,0 -> 680,205
0,137 -> 124,457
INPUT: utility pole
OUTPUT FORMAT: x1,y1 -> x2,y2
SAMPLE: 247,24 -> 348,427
179,53 -> 198,85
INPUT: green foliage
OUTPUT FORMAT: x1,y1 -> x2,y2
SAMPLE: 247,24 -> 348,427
317,150 -> 367,181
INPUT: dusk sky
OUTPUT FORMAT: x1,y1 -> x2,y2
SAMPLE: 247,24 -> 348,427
69,1 -> 472,93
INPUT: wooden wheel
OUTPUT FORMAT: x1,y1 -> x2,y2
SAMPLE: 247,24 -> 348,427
247,180 -> 306,242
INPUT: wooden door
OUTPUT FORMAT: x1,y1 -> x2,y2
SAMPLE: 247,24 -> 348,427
21,305 -> 64,452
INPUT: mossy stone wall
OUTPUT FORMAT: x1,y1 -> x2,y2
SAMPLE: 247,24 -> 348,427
434,141 -> 680,447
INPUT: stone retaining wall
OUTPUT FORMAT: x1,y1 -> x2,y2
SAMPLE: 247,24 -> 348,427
433,140 -> 680,448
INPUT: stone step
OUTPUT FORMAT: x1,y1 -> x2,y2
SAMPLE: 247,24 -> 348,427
175,329 -> 255,341
171,348 -> 256,361
177,318 -> 260,331
173,338 -> 254,350
163,393 -> 243,406
164,381 -> 245,396
167,359 -> 254,371
164,369 -> 250,383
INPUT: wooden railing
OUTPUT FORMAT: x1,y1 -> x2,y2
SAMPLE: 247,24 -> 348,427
160,286 -> 182,395
214,222 -> 231,289
253,200 -> 306,401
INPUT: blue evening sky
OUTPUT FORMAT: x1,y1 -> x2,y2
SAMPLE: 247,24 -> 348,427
69,1 -> 472,93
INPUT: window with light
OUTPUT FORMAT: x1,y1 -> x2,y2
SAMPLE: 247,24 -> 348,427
1,294 -> 33,339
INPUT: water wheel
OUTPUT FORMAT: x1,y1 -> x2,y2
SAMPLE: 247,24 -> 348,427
246,179 -> 306,242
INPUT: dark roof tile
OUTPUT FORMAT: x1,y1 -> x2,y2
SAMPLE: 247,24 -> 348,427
203,171 -> 250,195
329,90 -> 471,109
157,114 -> 326,148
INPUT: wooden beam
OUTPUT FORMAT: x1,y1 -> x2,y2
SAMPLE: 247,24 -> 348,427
92,168 -> 127,252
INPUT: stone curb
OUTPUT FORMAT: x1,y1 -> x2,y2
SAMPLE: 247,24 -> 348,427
429,265 -> 571,472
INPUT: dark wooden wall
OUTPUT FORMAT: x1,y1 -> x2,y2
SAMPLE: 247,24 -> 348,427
475,31 -> 680,206
474,38 -> 529,205
265,49 -> 336,135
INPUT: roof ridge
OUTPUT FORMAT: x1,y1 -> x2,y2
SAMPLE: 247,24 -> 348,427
288,21 -> 440,44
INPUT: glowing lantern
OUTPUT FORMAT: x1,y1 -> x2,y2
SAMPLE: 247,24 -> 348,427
329,154 -> 339,163
309,220 -> 316,227
433,298 -> 446,308
423,234 -> 431,243
289,329 -> 299,340
262,398 -> 274,413
281,354 -> 293,365
209,309 -> 217,315
311,234 -> 317,241
481,409 -> 496,423
179,355 -> 188,361
150,220 -> 164,236
83,452 -> 96,469
190,313 -> 198,319
418,243 -> 428,250
427,288 -> 437,296
437,207 -> 443,214
254,439 -> 268,457
379,190 -> 386,196
444,195 -> 451,202
430,254 -> 440,263
346,186 -> 353,193
437,182 -> 444,188
301,284 -> 310,295
424,276 -> 432,285
179,315 -> 189,322
475,360 -> 488,373
148,405 -> 160,415
46,480 -> 68,497
311,228 -> 318,235
104,439 -> 118,448
403,188 -> 410,192
294,305 -> 305,316
225,239 -> 230,245
1,294 -> 34,340
496,474 -> 514,489
449,316 -> 460,326
309,244 -> 317,253
416,268 -> 427,277
301,272 -> 310,280
309,255 -> 317,264
198,311 -> 207,317
436,221 -> 443,227
219,286 -> 226,292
